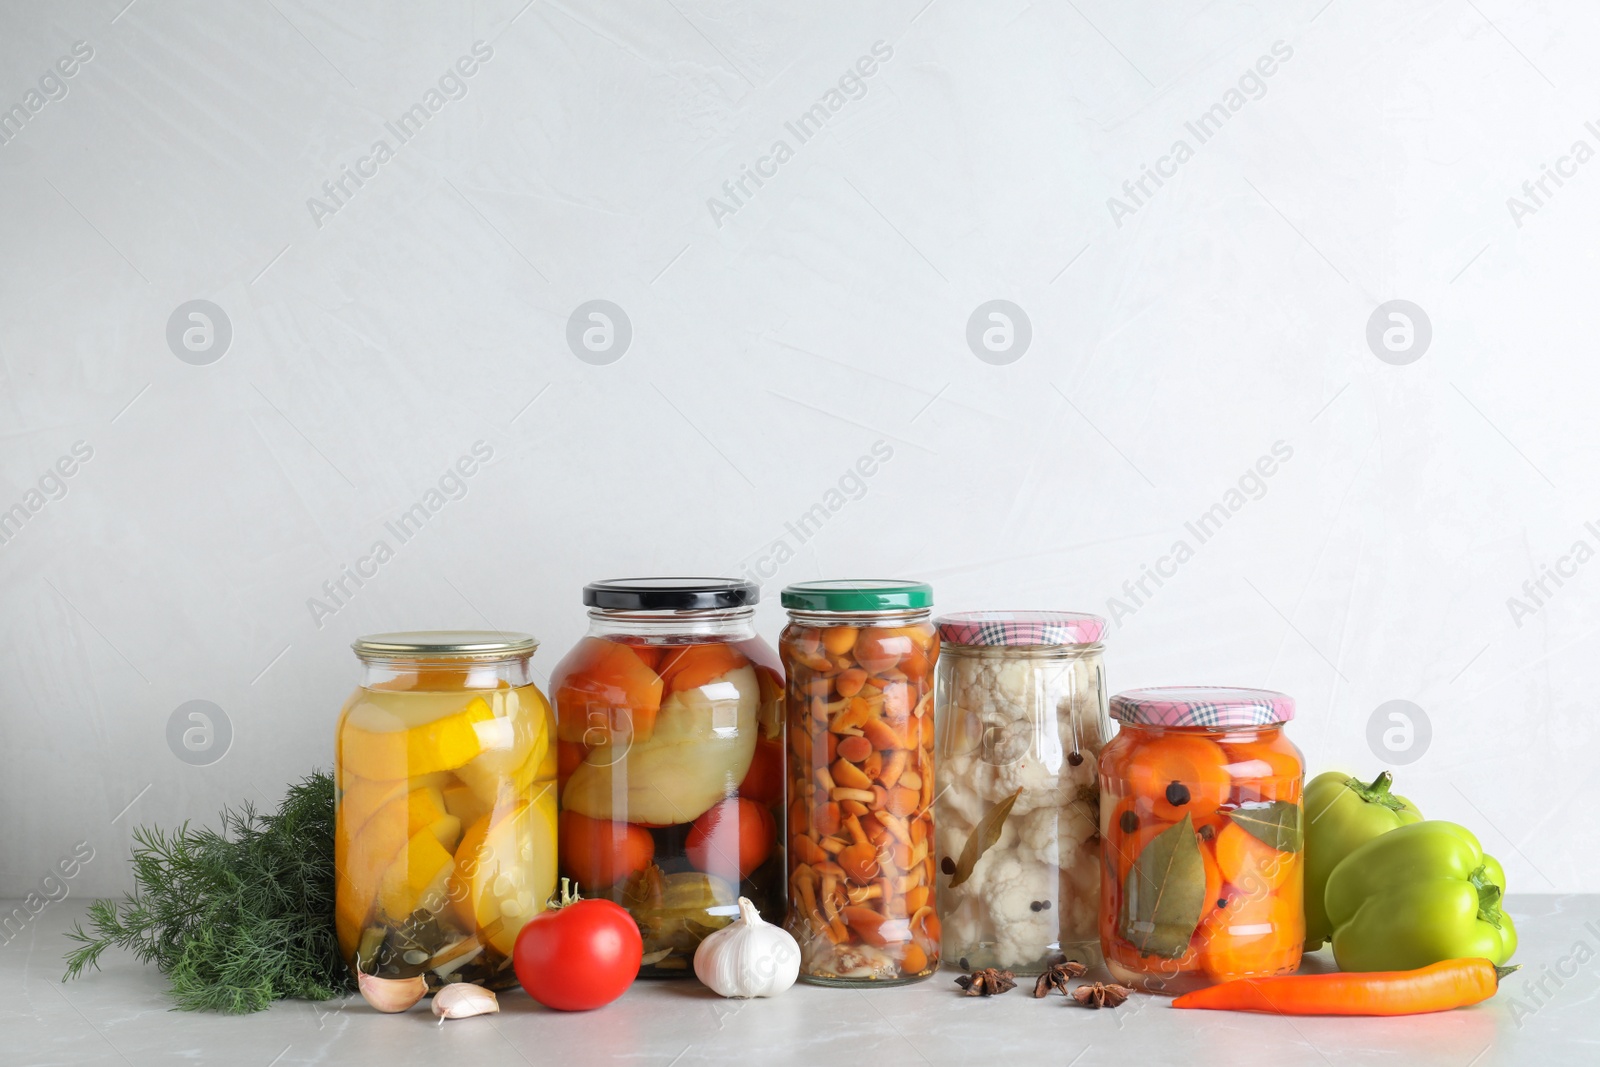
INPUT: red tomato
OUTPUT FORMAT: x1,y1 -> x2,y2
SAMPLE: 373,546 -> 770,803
737,738 -> 784,806
559,810 -> 655,889
685,797 -> 774,880
512,898 -> 642,1011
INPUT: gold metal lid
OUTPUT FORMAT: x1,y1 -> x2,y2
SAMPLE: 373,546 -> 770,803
352,630 -> 538,660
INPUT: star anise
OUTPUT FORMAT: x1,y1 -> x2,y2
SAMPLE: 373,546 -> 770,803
1032,959 -> 1089,998
1070,982 -> 1132,1009
954,968 -> 1017,996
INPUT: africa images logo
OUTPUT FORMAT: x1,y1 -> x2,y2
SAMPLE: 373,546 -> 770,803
705,41 -> 893,227
305,42 -> 494,228
1106,41 -> 1293,227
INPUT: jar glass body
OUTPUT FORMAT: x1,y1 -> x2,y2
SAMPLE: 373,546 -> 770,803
934,642 -> 1108,975
1098,722 -> 1304,995
781,609 -> 940,985
549,607 -> 784,977
334,651 -> 556,990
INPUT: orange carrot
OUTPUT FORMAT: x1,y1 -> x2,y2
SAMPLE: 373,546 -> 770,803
1171,958 -> 1517,1016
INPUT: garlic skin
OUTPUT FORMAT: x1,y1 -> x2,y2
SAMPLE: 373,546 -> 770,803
432,984 -> 500,1020
357,972 -> 427,1013
693,897 -> 800,998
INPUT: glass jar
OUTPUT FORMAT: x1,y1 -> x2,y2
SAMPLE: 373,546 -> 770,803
334,631 -> 557,991
550,578 -> 784,978
780,580 -> 940,986
1099,686 -> 1304,995
933,611 -> 1109,975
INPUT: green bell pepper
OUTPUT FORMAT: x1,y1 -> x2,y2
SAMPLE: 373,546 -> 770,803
1303,770 -> 1423,947
1325,820 -> 1517,972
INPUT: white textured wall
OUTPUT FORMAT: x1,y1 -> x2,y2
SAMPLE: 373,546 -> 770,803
2,0 -> 1595,899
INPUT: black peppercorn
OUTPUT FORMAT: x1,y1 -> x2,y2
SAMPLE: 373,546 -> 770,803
1067,751 -> 1084,766
1118,810 -> 1140,834
941,856 -> 956,875
1030,901 -> 1043,912
1165,781 -> 1191,807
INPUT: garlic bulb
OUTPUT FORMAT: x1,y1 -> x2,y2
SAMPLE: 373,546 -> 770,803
432,983 -> 500,1020
358,972 -> 427,1013
693,896 -> 800,998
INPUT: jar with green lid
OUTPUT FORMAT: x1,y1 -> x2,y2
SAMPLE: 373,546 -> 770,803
780,580 -> 940,985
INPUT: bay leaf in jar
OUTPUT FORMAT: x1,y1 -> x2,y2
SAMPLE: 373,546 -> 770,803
948,787 -> 1023,889
1228,801 -> 1303,853
1118,814 -> 1206,959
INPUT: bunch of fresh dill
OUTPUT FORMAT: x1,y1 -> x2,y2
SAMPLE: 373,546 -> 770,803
63,771 -> 354,1013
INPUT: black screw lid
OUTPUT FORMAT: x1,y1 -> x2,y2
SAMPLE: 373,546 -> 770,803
582,577 -> 758,611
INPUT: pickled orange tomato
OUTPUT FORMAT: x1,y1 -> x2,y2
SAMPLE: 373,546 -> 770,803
1121,733 -> 1233,822
1219,732 -> 1303,804
686,797 -> 775,880
1105,925 -> 1201,974
559,810 -> 655,890
1213,821 -> 1294,894
1196,886 -> 1301,980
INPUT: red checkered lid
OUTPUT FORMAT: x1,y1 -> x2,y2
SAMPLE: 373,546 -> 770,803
935,610 -> 1106,648
1110,686 -> 1295,727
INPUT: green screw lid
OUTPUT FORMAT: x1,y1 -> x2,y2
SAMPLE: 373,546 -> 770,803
780,579 -> 933,613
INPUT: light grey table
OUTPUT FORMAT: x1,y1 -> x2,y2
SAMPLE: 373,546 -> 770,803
3,896 -> 1591,1066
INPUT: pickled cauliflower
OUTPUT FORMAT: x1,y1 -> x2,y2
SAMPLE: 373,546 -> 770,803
936,651 -> 1106,971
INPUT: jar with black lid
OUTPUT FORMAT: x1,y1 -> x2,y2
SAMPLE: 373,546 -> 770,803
549,578 -> 784,977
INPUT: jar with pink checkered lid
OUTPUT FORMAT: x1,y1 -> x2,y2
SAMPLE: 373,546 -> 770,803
932,611 -> 1109,975
1098,686 -> 1304,995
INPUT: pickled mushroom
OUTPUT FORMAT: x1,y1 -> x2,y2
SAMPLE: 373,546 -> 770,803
562,665 -> 759,826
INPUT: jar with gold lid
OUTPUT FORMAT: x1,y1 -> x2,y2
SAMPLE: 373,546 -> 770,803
334,630 -> 557,990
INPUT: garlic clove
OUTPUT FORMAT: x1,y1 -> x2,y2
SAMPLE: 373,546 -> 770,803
358,972 -> 428,1014
432,983 -> 500,1020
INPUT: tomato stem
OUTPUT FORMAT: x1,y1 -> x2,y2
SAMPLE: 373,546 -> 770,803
550,877 -> 585,911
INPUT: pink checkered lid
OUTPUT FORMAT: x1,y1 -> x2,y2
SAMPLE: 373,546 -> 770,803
1110,686 -> 1295,727
935,610 -> 1106,648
